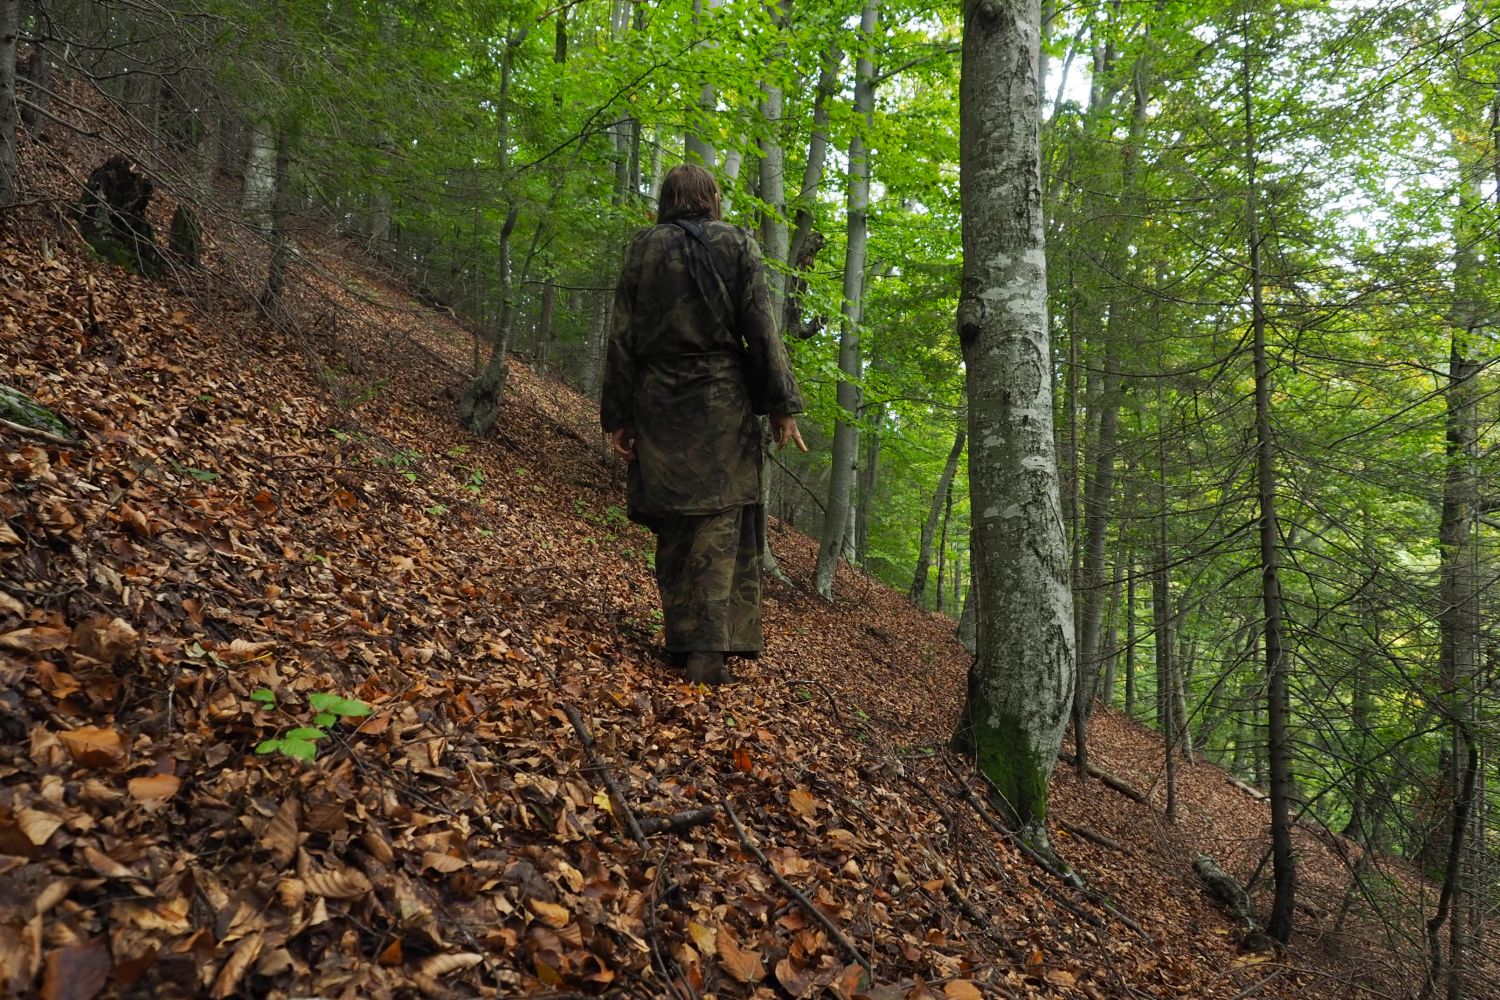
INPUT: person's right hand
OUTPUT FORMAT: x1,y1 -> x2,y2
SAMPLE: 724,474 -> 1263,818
609,426 -> 636,461
771,414 -> 807,452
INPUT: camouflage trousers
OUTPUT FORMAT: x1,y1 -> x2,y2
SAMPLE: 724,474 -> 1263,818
654,504 -> 763,656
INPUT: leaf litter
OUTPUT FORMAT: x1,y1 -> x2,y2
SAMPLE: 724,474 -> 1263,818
0,72 -> 1448,1000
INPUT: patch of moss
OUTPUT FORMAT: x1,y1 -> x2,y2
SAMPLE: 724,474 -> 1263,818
0,384 -> 70,437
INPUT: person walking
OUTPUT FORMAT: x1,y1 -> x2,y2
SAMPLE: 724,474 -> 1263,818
600,164 -> 806,686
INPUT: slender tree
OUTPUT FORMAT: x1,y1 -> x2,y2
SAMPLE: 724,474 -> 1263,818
813,0 -> 879,600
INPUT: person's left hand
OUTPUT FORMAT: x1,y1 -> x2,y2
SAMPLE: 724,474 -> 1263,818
609,426 -> 637,461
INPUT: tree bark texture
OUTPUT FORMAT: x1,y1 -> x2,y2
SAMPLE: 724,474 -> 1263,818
952,0 -> 1074,836
813,0 -> 878,600
2,0 -> 23,209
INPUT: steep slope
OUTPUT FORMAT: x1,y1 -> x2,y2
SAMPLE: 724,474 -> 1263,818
0,80 -> 1445,1000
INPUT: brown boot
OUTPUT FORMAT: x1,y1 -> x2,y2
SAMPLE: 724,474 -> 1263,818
684,651 -> 734,686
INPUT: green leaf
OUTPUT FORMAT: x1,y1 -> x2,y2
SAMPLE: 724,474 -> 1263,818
285,727 -> 327,741
308,693 -> 371,717
251,688 -> 276,705
281,738 -> 319,761
255,738 -> 282,754
313,712 -> 337,728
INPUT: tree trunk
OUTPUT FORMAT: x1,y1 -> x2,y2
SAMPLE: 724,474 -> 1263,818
458,206 -> 521,434
854,404 -> 884,563
951,0 -> 1073,839
18,1 -> 44,130
756,9 -> 794,583
936,487 -> 953,614
1124,563 -> 1136,717
261,127 -> 294,311
1100,552 -> 1123,706
242,121 -> 277,233
957,578 -> 977,655
534,278 -> 558,370
0,0 -> 17,210
685,0 -> 722,166
911,424 -> 966,604
812,0 -> 879,600
1243,23 -> 1295,943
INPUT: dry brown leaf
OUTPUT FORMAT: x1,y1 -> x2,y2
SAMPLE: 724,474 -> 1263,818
81,845 -> 135,881
209,931 -> 263,999
71,617 -> 140,665
377,938 -> 403,966
276,877 -> 305,910
361,828 -> 395,864
16,808 -> 64,847
58,726 -> 125,768
943,981 -> 984,999
419,952 -> 483,978
127,773 -> 180,802
260,796 -> 300,865
0,627 -> 70,653
421,851 -> 468,873
0,522 -> 20,546
303,867 -> 371,899
1044,969 -> 1077,987
788,787 -> 819,819
528,898 -> 570,928
715,926 -> 764,984
40,938 -> 110,1000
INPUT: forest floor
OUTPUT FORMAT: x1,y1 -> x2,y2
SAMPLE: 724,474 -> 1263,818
0,78 -> 1458,999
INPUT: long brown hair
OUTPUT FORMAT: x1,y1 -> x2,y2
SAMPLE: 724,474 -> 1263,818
657,163 -> 722,223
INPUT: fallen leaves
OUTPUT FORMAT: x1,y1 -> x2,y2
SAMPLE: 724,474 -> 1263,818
57,726 -> 125,768
716,925 -> 764,984
126,772 -> 180,802
40,938 -> 110,1000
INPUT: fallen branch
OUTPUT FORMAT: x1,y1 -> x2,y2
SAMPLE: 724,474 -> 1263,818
721,797 -> 872,977
1057,752 -> 1149,804
637,807 -> 718,838
1057,819 -> 1130,855
0,417 -> 81,448
557,702 -> 648,847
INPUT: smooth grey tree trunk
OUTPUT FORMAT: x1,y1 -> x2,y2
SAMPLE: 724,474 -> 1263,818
910,425 -> 965,604
0,1 -> 17,210
242,121 -> 277,233
812,0 -> 879,600
754,5 -> 794,582
951,0 -> 1074,838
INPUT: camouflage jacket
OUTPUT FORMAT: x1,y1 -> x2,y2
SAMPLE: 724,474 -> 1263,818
600,218 -> 804,526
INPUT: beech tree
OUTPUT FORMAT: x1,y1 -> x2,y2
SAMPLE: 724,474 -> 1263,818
952,0 -> 1074,837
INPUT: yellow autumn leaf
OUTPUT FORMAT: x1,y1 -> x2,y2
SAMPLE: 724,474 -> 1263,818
529,898 -> 571,928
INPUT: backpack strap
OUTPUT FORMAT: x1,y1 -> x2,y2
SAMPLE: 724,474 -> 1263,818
670,218 -> 737,330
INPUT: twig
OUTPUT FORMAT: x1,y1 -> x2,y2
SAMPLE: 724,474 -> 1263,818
637,807 -> 718,837
557,701 -> 648,847
0,417 -> 81,448
787,676 -> 845,727
1229,967 -> 1289,1000
720,797 -> 873,977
